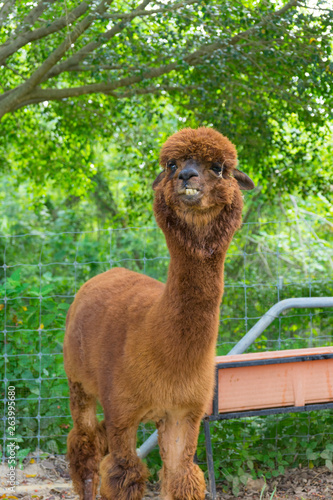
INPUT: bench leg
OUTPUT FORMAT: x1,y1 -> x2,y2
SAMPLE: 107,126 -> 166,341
203,419 -> 216,500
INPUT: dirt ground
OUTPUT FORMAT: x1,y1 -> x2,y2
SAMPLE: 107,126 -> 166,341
0,456 -> 332,500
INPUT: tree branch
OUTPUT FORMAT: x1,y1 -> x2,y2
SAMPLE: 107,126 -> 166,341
103,0 -> 199,19
0,0 -> 16,28
0,0 -> 300,117
66,63 -> 123,72
0,0 -> 114,118
2,62 -> 27,80
11,83 -> 198,110
12,61 -> 178,107
11,66 -> 302,110
14,0 -> 57,35
43,0 -> 299,83
185,0 -> 299,66
104,83 -> 200,98
41,0 -> 153,82
0,2 -> 90,66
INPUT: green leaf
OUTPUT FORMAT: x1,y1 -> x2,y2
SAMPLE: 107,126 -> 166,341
240,473 -> 250,485
306,450 -> 320,461
325,460 -> 333,471
232,485 -> 240,497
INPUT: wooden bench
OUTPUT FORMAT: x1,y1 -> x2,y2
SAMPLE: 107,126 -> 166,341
204,346 -> 333,498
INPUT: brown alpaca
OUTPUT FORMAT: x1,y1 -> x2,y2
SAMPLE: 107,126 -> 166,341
63,127 -> 254,500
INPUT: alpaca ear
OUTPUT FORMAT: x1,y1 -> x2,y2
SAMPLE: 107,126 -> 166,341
233,169 -> 255,190
152,171 -> 166,190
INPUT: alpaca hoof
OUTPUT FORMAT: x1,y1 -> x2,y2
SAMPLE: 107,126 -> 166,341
100,454 -> 148,500
165,463 -> 206,500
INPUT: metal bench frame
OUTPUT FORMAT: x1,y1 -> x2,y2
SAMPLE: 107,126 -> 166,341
204,350 -> 333,498
137,297 -> 333,498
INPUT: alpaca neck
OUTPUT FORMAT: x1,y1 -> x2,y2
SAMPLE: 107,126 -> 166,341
156,232 -> 227,354
164,243 -> 225,307
151,191 -> 242,356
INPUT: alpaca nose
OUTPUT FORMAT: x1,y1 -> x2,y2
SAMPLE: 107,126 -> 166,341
178,167 -> 199,182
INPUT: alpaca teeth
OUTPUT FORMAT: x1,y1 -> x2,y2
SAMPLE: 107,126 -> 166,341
185,189 -> 198,195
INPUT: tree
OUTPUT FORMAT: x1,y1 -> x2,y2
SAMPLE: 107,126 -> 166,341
1,0 -> 331,116
0,0 -> 332,197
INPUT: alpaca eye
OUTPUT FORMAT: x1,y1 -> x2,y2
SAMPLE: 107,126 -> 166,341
211,163 -> 222,176
167,160 -> 177,172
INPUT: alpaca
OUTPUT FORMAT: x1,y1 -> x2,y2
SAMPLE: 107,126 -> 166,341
63,127 -> 254,500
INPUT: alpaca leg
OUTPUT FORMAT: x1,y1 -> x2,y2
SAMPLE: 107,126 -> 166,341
157,411 -> 206,500
67,380 -> 108,500
100,419 -> 149,500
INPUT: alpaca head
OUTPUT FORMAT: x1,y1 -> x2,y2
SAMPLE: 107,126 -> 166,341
153,127 -> 255,257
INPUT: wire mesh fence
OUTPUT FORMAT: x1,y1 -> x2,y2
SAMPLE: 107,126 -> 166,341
1,212 -> 333,486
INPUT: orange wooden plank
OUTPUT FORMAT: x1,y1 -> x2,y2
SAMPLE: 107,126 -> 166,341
215,346 -> 333,365
206,347 -> 333,415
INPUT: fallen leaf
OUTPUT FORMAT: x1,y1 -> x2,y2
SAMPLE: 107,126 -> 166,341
246,477 -> 266,491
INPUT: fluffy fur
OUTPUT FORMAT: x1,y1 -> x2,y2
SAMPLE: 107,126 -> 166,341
63,127 -> 254,500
